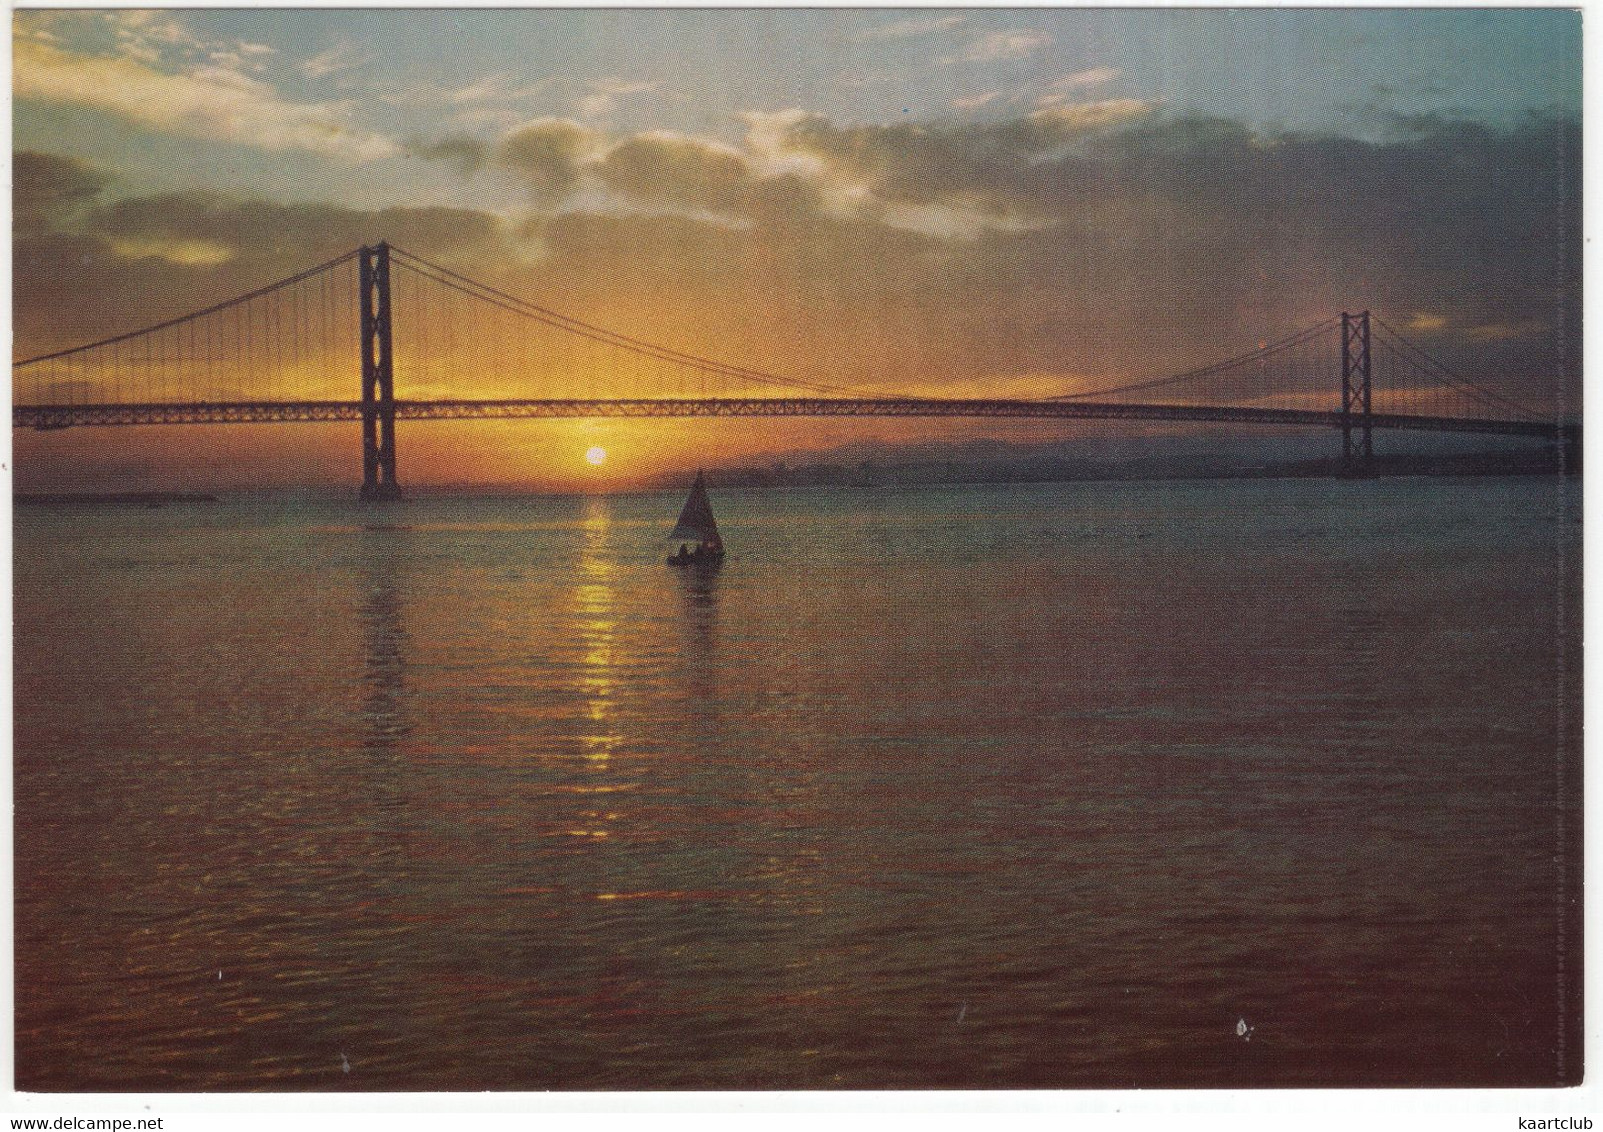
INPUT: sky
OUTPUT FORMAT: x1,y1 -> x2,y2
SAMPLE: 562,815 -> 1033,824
12,8 -> 1583,489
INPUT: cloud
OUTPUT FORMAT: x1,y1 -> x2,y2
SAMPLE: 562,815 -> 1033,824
1028,99 -> 1152,132
742,103 -> 1158,232
374,74 -> 560,125
740,109 -> 828,178
15,150 -> 110,235
411,119 -> 756,220
498,117 -> 601,200
576,78 -> 660,119
1053,66 -> 1120,89
1037,67 -> 1122,105
407,118 -> 599,195
482,105 -> 1166,240
851,14 -> 965,44
593,131 -> 752,214
754,109 -> 1570,394
407,134 -> 491,176
1467,319 -> 1546,342
106,236 -> 236,267
14,169 -> 517,359
300,40 -> 371,80
13,111 -> 1580,420
87,194 -> 508,265
45,11 -> 273,76
15,36 -> 397,161
945,30 -> 1052,65
952,92 -> 1003,112
107,10 -> 205,63
447,73 -> 554,106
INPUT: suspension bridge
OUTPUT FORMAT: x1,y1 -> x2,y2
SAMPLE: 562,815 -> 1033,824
13,242 -> 1576,499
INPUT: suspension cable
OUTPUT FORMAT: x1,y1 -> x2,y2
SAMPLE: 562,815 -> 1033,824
1371,316 -> 1541,419
13,249 -> 362,369
388,245 -> 893,398
1047,316 -> 1342,401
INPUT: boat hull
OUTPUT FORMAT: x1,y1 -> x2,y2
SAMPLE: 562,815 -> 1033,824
667,551 -> 725,568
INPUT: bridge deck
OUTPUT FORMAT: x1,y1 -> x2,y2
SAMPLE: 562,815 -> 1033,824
12,398 -> 1573,440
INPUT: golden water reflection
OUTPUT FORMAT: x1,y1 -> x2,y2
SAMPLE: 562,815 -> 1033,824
573,496 -> 621,767
359,536 -> 410,757
675,559 -> 721,710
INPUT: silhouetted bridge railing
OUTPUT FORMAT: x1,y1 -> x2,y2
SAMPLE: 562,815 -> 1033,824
13,242 -> 1578,498
14,398 -> 1572,441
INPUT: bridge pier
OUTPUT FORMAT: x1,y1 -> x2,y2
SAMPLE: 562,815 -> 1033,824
1559,425 -> 1583,476
359,242 -> 402,502
1340,310 -> 1373,473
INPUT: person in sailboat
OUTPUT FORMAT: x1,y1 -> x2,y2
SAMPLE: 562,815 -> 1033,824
667,471 -> 725,566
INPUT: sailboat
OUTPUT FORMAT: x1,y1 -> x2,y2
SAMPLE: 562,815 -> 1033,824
666,471 -> 725,567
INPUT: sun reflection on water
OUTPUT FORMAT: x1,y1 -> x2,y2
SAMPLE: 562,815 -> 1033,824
573,497 -> 622,767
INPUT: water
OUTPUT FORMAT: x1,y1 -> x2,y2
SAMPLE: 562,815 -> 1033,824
13,477 -> 1581,1090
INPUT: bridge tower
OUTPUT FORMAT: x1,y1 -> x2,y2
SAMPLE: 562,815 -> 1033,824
1341,311 -> 1373,470
359,242 -> 402,501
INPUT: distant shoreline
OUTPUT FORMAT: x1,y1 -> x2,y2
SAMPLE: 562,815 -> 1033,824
12,450 -> 1574,503
15,491 -> 220,507
645,448 -> 1578,492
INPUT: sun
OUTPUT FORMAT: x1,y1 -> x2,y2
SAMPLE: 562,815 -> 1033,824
585,446 -> 608,467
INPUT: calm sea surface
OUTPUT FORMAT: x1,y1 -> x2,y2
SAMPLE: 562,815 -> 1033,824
13,477 -> 1582,1090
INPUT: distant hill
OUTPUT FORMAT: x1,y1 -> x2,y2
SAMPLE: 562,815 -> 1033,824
646,433 -> 1572,490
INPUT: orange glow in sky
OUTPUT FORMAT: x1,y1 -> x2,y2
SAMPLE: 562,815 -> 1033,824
10,10 -> 1579,490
